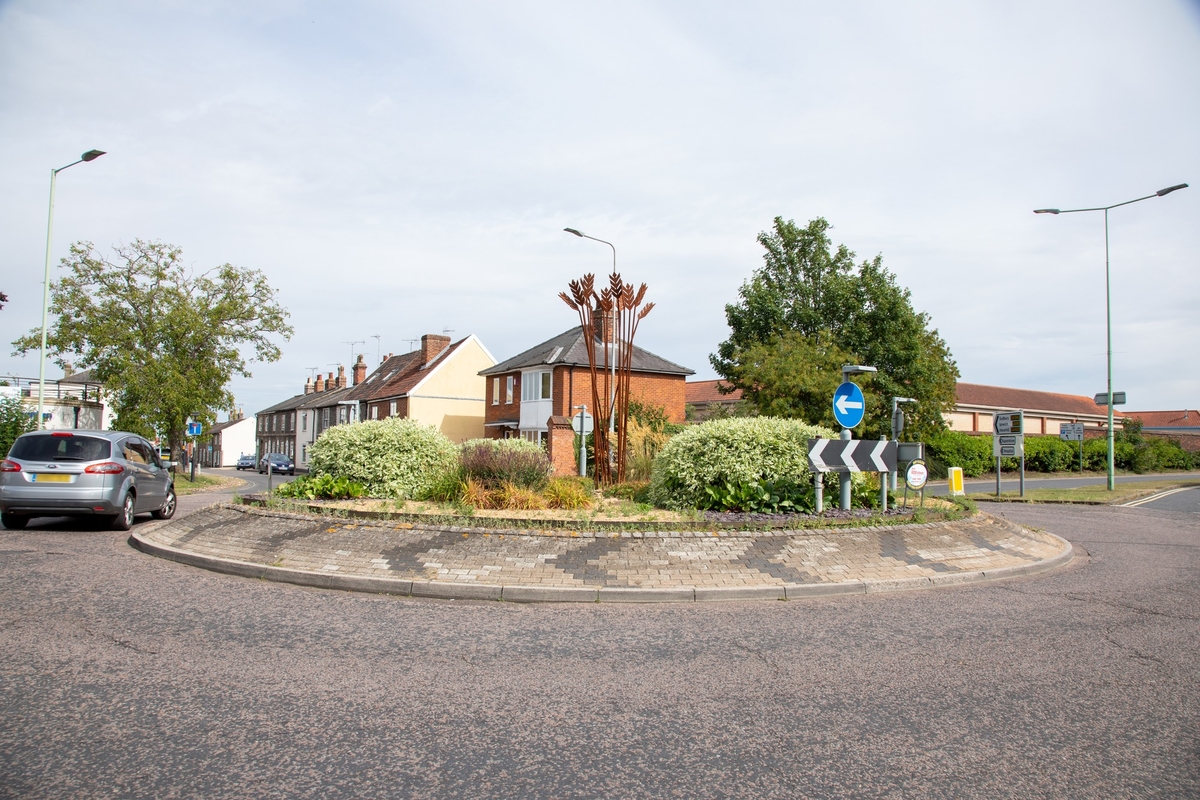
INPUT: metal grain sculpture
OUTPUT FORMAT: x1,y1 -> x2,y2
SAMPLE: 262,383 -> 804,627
560,272 -> 653,484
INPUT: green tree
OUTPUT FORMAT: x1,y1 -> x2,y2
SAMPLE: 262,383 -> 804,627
712,217 -> 958,440
12,240 -> 292,461
0,393 -> 36,457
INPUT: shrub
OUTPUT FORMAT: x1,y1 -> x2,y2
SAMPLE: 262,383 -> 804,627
0,394 -> 35,459
648,417 -> 836,510
542,477 -> 594,510
496,481 -> 548,510
702,477 -> 816,514
605,481 -> 650,501
308,417 -> 458,499
1023,435 -> 1081,473
926,431 -> 993,478
275,474 -> 365,500
460,438 -> 552,490
422,465 -> 466,503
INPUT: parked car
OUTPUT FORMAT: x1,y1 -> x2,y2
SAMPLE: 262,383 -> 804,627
258,453 -> 295,475
235,454 -> 256,471
0,430 -> 176,531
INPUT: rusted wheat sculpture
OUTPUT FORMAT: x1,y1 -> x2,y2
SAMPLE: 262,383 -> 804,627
560,272 -> 654,484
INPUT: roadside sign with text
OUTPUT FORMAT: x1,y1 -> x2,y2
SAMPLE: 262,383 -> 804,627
992,410 -> 1024,458
905,460 -> 928,490
1059,422 -> 1085,442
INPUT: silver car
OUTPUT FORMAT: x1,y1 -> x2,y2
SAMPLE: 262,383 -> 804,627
1,430 -> 176,531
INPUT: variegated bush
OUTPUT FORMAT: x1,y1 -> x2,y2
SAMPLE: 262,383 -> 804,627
648,416 -> 839,509
308,417 -> 459,499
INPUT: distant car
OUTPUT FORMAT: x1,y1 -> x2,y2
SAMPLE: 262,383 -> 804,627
258,453 -> 294,475
235,454 -> 256,471
0,429 -> 176,531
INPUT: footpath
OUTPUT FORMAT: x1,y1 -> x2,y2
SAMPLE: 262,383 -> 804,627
131,503 -> 1072,603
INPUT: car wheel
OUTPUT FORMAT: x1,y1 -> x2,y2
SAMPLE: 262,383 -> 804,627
1,512 -> 28,530
152,487 -> 177,520
112,493 -> 136,531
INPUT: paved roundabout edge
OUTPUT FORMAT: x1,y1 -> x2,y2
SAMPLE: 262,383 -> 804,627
128,504 -> 1074,603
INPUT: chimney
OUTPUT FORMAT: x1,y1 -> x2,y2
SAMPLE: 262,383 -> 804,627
353,354 -> 367,386
315,374 -> 325,393
420,333 -> 451,366
304,376 -> 314,395
594,305 -> 615,344
327,372 -> 334,392
336,365 -> 347,389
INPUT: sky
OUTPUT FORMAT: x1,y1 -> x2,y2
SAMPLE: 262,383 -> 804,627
1,0 -> 1198,420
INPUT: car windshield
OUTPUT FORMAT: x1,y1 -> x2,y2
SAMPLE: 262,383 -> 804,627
10,434 -> 112,462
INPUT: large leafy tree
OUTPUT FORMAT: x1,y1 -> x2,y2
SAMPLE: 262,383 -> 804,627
712,217 -> 958,440
12,240 -> 292,460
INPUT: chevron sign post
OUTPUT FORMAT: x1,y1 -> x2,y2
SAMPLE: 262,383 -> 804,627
808,438 -> 898,474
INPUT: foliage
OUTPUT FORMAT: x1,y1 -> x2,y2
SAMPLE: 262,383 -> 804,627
625,401 -> 678,481
275,474 -> 365,500
926,431 -> 994,478
308,417 -> 458,499
459,438 -> 552,490
711,217 -> 958,440
649,416 -> 835,510
10,240 -> 292,462
0,394 -> 35,458
422,465 -> 467,503
605,481 -> 652,503
701,477 -> 815,514
926,430 -> 1197,478
541,477 -> 595,510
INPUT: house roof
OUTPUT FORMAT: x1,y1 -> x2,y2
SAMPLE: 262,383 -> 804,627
1124,410 -> 1200,429
209,417 -> 251,434
686,379 -> 743,404
956,383 -> 1121,418
60,369 -> 101,385
346,336 -> 470,403
479,327 -> 693,377
256,393 -> 311,415
298,385 -> 355,410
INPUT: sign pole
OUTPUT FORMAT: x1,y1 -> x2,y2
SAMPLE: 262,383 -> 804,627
814,473 -> 823,514
996,456 -> 1001,498
1019,411 -> 1025,498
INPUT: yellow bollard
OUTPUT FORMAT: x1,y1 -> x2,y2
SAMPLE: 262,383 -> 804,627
948,466 -> 964,496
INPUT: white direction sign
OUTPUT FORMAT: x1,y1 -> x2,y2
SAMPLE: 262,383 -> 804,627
993,410 -> 1024,457
1059,422 -> 1085,442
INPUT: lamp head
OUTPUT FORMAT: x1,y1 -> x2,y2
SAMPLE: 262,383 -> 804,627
563,228 -> 583,237
81,149 -> 105,162
1033,208 -> 1060,215
1156,183 -> 1188,197
894,396 -> 917,404
842,365 -> 877,378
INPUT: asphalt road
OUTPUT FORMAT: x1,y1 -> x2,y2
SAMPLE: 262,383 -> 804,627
1130,485 -> 1200,513
1,502 -> 1198,798
936,470 -> 1200,496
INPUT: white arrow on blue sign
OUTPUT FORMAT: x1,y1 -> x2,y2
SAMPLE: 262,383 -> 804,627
832,381 -> 865,428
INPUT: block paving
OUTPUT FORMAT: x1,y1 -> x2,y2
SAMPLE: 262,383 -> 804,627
135,504 -> 1070,596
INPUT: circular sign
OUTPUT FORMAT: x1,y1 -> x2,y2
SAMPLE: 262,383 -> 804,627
571,411 -> 594,435
832,381 -> 866,428
905,459 -> 929,490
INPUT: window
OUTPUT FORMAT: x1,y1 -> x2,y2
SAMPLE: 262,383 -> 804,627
322,408 -> 329,427
390,400 -> 397,417
271,416 -> 276,432
338,406 -> 347,424
492,377 -> 500,405
302,413 -> 307,432
302,444 -> 307,463
522,370 -> 552,402
520,430 -> 548,447
370,405 -> 378,420
506,375 -> 514,404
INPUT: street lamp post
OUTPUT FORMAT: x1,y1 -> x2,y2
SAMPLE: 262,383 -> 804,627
563,228 -> 618,437
38,149 -> 106,429
1034,182 -> 1188,491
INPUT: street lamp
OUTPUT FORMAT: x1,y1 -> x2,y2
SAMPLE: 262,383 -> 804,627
890,396 -> 917,491
564,228 -> 618,436
38,149 -> 106,429
1034,182 -> 1188,490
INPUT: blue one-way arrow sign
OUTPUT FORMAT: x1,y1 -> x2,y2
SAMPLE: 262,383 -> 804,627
832,381 -> 865,428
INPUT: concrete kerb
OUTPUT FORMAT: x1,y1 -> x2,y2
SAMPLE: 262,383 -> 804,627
129,516 -> 1075,604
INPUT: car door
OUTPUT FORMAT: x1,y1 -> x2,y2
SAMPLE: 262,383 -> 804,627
120,438 -> 160,512
139,438 -> 171,507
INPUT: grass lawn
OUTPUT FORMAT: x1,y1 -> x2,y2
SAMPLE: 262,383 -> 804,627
173,473 -> 240,496
984,479 -> 1200,504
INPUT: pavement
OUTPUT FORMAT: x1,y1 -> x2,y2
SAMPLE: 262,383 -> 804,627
131,502 -> 1072,602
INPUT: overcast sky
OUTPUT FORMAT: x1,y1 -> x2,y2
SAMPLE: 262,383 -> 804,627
2,0 -> 1197,420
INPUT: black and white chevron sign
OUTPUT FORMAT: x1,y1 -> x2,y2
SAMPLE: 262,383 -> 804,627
807,438 -> 898,473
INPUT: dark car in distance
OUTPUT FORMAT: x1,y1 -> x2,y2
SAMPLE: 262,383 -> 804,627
235,454 -> 256,471
258,453 -> 294,475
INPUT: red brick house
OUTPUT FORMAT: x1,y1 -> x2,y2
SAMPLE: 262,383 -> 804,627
685,379 -> 744,421
479,327 -> 693,444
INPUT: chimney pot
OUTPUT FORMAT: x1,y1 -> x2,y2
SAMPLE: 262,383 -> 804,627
353,354 -> 367,386
304,377 -> 314,395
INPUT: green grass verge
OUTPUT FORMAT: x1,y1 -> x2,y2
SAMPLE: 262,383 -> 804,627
983,479 -> 1200,505
173,473 -> 236,496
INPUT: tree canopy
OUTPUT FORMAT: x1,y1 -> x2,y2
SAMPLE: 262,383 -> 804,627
711,217 -> 958,440
12,240 -> 292,458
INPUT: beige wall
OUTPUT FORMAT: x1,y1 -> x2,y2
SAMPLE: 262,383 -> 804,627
407,337 -> 495,443
946,409 -> 1112,435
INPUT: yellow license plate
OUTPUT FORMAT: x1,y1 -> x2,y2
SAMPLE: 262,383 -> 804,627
32,473 -> 72,483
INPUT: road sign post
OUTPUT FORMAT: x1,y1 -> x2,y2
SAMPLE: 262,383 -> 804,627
832,367 -> 875,510
993,411 -> 1025,497
1060,422 -> 1085,474
573,405 -> 592,477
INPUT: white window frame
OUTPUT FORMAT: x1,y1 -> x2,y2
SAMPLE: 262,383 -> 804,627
522,370 -> 552,402
492,377 -> 500,405
302,412 -> 307,432
389,400 -> 397,417
370,405 -> 378,420
506,375 -> 514,404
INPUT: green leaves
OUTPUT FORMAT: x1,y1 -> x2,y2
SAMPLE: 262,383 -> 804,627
275,474 -> 366,500
0,394 -> 36,457
10,240 -> 292,460
308,417 -> 459,499
712,217 -> 959,441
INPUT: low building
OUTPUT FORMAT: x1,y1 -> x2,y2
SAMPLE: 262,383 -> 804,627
685,379 -> 744,421
197,414 -> 256,468
947,383 -> 1122,435
295,364 -> 359,470
2,371 -> 111,431
480,327 -> 693,444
